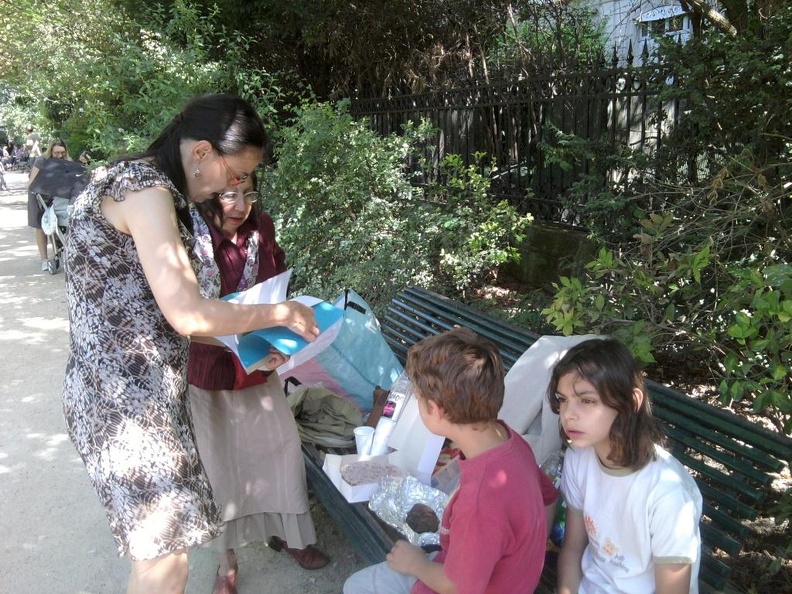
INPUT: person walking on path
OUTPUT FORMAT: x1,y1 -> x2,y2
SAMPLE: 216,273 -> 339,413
27,138 -> 75,269
0,158 -> 9,191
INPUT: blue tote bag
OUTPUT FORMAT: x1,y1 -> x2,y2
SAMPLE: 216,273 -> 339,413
278,289 -> 403,413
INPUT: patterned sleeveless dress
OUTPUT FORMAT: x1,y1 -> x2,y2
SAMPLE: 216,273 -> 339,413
62,161 -> 221,560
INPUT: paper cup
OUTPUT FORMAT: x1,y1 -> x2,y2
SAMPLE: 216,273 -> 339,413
353,426 -> 375,455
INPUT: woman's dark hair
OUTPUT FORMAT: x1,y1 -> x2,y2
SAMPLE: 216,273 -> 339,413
195,170 -> 261,230
144,94 -> 267,197
547,338 -> 664,470
123,94 -> 266,231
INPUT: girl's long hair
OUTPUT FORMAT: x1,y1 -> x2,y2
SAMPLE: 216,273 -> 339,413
547,338 -> 664,470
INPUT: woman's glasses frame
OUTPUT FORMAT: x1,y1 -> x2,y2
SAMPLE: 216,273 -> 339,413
217,153 -> 250,186
217,190 -> 260,205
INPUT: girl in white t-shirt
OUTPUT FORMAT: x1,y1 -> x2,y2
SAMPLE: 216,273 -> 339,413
549,338 -> 702,594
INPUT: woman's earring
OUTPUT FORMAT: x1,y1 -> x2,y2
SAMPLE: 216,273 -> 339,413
193,167 -> 201,178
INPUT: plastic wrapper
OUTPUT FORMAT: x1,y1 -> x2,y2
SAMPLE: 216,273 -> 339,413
541,448 -> 566,548
368,475 -> 449,547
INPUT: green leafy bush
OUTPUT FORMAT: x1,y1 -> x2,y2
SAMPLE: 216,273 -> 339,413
263,101 -> 531,314
537,6 -> 792,432
719,264 -> 792,421
654,4 -> 792,185
541,157 -> 791,431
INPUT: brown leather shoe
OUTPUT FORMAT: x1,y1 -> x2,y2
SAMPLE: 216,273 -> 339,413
212,566 -> 237,594
268,535 -> 331,570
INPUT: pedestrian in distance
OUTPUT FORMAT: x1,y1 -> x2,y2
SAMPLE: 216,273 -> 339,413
27,138 -> 76,269
0,158 -> 9,191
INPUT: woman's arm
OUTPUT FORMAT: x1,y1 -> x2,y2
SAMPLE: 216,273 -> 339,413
103,186 -> 318,339
557,508 -> 587,594
28,163 -> 40,184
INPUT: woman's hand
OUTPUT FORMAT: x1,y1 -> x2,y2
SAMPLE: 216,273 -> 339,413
272,300 -> 319,342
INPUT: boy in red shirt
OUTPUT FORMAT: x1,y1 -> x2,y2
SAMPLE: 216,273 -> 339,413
344,327 -> 558,594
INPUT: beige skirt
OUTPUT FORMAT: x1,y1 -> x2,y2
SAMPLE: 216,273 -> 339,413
189,373 -> 317,551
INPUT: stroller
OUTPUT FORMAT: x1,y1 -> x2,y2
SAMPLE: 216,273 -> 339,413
37,194 -> 71,274
29,158 -> 87,275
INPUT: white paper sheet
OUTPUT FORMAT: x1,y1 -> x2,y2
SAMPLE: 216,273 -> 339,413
387,396 -> 445,484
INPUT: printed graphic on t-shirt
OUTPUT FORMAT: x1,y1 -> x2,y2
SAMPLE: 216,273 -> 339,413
585,515 -> 630,575
585,514 -> 597,538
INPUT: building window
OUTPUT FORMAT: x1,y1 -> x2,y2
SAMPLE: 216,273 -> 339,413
638,5 -> 691,46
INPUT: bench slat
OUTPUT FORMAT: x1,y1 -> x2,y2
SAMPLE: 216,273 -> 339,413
680,454 -> 762,517
386,299 -> 524,352
393,289 -> 540,356
400,287 -> 540,339
657,404 -> 784,474
648,382 -> 791,466
699,551 -> 731,591
699,503 -> 748,553
662,425 -> 775,489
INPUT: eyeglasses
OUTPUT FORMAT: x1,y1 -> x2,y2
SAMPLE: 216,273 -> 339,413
218,153 -> 250,186
52,150 -> 66,157
217,191 -> 260,205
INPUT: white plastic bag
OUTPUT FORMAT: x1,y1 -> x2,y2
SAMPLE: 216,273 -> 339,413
279,289 -> 403,412
498,334 -> 601,465
41,204 -> 58,236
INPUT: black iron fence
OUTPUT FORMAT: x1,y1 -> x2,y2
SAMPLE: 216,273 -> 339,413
351,52 -> 680,225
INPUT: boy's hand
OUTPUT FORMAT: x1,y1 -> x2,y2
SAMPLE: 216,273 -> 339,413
388,540 -> 456,593
386,540 -> 426,575
259,347 -> 289,371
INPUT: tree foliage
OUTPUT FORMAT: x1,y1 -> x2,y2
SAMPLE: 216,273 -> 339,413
682,0 -> 787,35
540,5 -> 792,431
108,0 -> 605,98
263,101 -> 531,311
0,0 -> 309,156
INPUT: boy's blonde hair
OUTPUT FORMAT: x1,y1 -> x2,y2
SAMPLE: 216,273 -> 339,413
406,327 -> 504,425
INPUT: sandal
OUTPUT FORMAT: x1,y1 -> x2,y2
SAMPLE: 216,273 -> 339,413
212,566 -> 237,594
213,550 -> 238,594
267,535 -> 331,570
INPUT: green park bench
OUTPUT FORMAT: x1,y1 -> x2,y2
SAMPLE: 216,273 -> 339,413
302,286 -> 792,593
